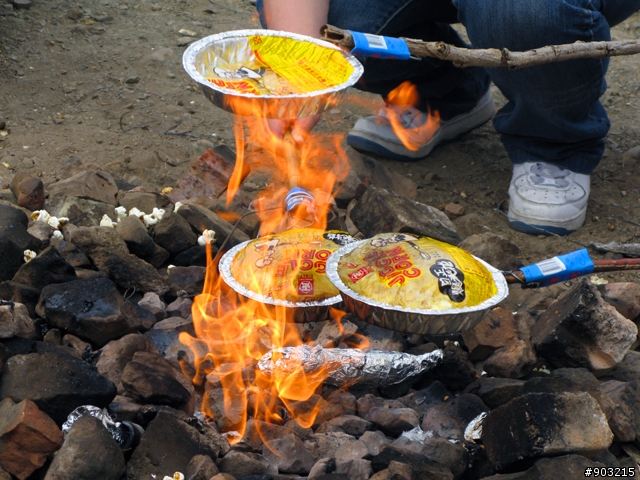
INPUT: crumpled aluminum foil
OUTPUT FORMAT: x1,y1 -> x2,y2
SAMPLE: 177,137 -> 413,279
464,411 -> 487,442
62,405 -> 133,449
257,344 -> 444,387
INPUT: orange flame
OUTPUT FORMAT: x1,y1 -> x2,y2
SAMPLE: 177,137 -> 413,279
385,81 -> 440,152
178,94 -> 366,445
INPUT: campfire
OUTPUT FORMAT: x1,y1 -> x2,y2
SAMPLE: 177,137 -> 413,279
2,26 -> 640,480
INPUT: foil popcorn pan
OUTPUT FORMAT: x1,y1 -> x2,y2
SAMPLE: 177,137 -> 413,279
220,239 -> 344,324
183,29 -> 364,119
326,239 -> 510,335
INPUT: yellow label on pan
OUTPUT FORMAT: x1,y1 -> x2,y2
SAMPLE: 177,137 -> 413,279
338,234 -> 498,311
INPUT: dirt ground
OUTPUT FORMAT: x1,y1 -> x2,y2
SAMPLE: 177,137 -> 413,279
1,0 -> 640,282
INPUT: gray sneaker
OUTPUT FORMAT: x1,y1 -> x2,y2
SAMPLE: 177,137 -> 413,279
347,89 -> 495,161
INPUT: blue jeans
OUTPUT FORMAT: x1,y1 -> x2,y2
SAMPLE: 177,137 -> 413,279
257,0 -> 640,174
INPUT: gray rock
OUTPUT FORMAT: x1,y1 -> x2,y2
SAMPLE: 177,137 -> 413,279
149,243 -> 171,268
177,202 -> 250,249
304,432 -> 358,461
27,220 -> 52,248
600,379 -> 637,442
458,233 -> 521,271
166,296 -> 193,318
44,415 -> 125,480
168,266 -> 205,297
56,239 -> 91,268
397,381 -> 451,416
482,392 -> 613,471
335,439 -> 370,460
262,433 -> 315,474
61,333 -> 91,354
174,245 -> 209,267
387,460 -> 413,480
12,246 -> 76,292
461,308 -> 519,362
519,455 -> 608,480
325,415 -> 373,438
48,170 -> 118,206
359,431 -> 391,457
126,410 -> 229,480
138,292 -> 166,321
598,282 -> 640,320
0,398 -> 63,480
219,451 -> 267,477
116,215 -> 156,258
349,186 -> 462,245
0,205 -> 40,282
420,435 -> 468,480
55,197 -> 116,227
242,419 -> 295,451
532,280 -> 638,373
10,174 -> 44,211
357,394 -> 405,418
483,339 -> 538,379
421,394 -> 488,442
370,446 -> 453,479
432,343 -> 478,391
335,458 -> 372,480
37,278 -> 145,346
464,377 -> 525,409
360,323 -> 405,352
0,351 -> 116,424
168,148 -> 235,203
70,226 -> 168,295
522,368 -> 615,420
0,302 -> 36,339
121,351 -> 194,412
0,281 -> 39,318
96,333 -> 158,394
153,212 -> 198,254
117,191 -> 174,214
336,147 -> 418,204
365,408 -> 420,437
185,454 -> 219,480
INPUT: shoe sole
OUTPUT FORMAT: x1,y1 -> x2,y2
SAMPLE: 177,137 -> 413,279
347,89 -> 495,162
507,205 -> 586,236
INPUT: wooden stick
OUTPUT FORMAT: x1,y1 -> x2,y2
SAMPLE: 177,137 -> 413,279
321,25 -> 640,70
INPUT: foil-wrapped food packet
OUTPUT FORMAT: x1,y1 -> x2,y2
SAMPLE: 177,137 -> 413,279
220,228 -> 357,307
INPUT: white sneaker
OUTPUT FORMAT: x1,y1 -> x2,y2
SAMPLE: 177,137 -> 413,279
346,89 -> 495,161
508,162 -> 590,235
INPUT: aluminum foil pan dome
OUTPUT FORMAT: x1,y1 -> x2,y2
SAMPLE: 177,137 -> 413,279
326,237 -> 509,335
183,29 -> 364,119
219,229 -> 357,323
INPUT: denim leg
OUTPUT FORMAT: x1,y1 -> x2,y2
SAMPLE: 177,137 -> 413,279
455,0 -> 640,174
257,0 -> 491,120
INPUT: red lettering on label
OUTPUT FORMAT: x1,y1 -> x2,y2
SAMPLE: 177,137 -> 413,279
348,266 -> 373,283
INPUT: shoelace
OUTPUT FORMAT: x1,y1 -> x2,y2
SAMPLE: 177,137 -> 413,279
529,163 -> 572,188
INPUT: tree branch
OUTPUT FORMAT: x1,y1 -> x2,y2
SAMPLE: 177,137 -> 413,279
321,24 -> 640,69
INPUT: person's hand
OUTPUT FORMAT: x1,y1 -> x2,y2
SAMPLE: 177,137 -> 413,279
267,114 -> 321,144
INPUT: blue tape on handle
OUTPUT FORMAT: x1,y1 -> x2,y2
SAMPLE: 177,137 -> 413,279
520,248 -> 594,287
349,31 -> 411,60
